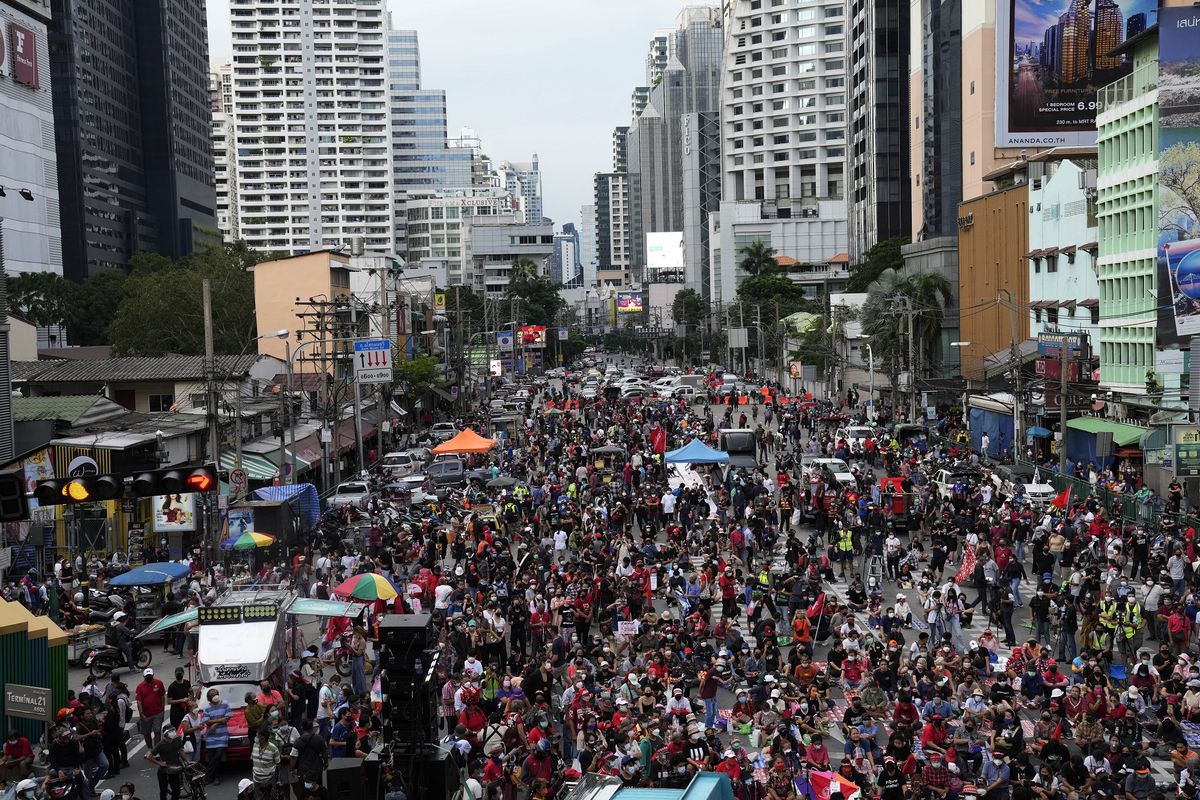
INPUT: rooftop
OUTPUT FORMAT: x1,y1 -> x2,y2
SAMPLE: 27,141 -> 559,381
12,395 -> 132,427
11,355 -> 262,385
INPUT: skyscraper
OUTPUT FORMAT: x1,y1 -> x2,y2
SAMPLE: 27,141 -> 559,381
1057,0 -> 1092,84
50,0 -> 216,279
910,0 -> 962,240
710,0 -> 850,300
1093,0 -> 1124,71
228,0 -> 393,255
580,204 -> 599,288
626,5 -> 722,283
1126,12 -> 1146,40
848,0 -> 911,262
496,157 -> 544,224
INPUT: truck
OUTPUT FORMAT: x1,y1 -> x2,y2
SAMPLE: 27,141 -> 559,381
718,428 -> 759,468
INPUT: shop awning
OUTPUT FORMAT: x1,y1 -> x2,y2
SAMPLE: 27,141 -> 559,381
1078,298 -> 1100,308
137,609 -> 198,638
1025,249 -> 1044,259
1080,241 -> 1099,252
219,452 -> 279,482
1066,416 -> 1145,447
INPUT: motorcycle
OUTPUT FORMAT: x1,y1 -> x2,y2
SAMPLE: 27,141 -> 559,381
84,642 -> 152,678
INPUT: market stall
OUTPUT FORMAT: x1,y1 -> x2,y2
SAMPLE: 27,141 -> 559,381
109,561 -> 193,627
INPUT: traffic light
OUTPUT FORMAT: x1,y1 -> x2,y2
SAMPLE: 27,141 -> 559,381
129,466 -> 218,498
34,475 -> 124,505
0,471 -> 29,521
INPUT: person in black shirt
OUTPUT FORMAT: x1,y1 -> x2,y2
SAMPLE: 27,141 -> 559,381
877,758 -> 906,800
146,729 -> 186,800
166,669 -> 191,731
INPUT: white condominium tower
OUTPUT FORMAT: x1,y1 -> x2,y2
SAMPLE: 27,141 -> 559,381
228,0 -> 395,254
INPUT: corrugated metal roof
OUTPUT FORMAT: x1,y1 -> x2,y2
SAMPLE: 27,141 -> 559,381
12,395 -> 131,426
11,355 -> 259,384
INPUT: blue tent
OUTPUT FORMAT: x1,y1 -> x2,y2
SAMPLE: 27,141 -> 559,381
109,562 -> 191,586
665,438 -> 729,465
252,483 -> 320,529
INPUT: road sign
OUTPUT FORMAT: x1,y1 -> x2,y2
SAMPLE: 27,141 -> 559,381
557,327 -> 568,341
353,339 -> 392,384
229,468 -> 248,494
4,683 -> 52,721
497,332 -> 514,352
434,293 -> 446,313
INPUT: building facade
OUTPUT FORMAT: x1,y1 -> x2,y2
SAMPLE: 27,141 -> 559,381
579,203 -> 599,289
469,221 -> 555,296
1096,34 -> 1158,393
403,188 -> 520,286
593,172 -> 632,284
711,0 -> 849,300
228,0 -> 393,255
496,157 -> 544,225
1027,155 -> 1100,346
847,0 -> 911,262
50,0 -> 216,279
909,0 -> 961,240
0,0 -> 61,277
210,63 -> 239,242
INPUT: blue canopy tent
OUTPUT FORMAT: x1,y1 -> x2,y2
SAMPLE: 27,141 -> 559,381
665,438 -> 729,465
252,483 -> 320,529
109,562 -> 191,586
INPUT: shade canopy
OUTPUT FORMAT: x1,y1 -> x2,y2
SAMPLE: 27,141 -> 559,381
431,428 -> 497,454
665,438 -> 729,465
109,562 -> 191,586
334,572 -> 400,601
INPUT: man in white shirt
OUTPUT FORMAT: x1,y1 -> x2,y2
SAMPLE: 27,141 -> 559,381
553,529 -> 568,560
315,553 -> 333,577
660,491 -> 676,517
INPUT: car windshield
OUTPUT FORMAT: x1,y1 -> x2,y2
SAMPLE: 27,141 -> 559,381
210,683 -> 260,711
338,484 -> 367,494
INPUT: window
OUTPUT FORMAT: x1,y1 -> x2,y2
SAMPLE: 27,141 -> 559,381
771,47 -> 787,58
824,59 -> 844,70
1090,306 -> 1100,325
825,24 -> 843,35
969,152 -> 975,165
1034,257 -> 1040,273
1034,309 -> 1042,323
1047,308 -> 1059,325
772,65 -> 787,76
190,394 -> 207,409
1047,254 -> 1058,273
970,80 -> 975,95
149,394 -> 175,413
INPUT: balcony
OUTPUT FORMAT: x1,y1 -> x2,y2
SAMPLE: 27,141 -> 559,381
1098,60 -> 1157,112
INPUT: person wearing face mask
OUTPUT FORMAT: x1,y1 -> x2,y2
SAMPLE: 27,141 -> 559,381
135,668 -> 166,751
145,726 -> 186,800
2,729 -> 34,780
201,689 -> 230,784
295,773 -> 326,800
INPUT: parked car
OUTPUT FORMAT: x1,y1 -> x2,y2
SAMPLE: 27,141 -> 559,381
933,468 -> 984,500
328,481 -> 371,509
379,451 -> 416,478
427,458 -> 466,487
991,465 -> 1056,506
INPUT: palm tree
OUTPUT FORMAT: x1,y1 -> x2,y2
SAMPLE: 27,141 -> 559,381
861,268 -> 953,390
738,240 -> 779,277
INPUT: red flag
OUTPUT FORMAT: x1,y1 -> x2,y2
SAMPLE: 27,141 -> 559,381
1050,487 -> 1071,510
650,427 -> 666,454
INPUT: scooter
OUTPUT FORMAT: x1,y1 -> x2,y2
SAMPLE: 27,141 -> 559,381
84,642 -> 152,678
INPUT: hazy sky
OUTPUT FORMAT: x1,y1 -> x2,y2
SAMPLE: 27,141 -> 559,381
206,0 -> 715,229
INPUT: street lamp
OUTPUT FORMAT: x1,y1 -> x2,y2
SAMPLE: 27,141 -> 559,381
949,342 -> 973,435
860,338 -> 876,419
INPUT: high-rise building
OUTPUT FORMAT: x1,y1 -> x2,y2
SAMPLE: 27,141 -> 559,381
710,0 -> 849,301
1057,1 -> 1092,84
228,0 -> 393,255
1093,0 -> 1124,71
387,30 -> 474,255
909,0 -> 961,240
612,127 -> 629,173
594,172 -> 631,282
848,0 -> 911,263
496,157 -> 544,224
211,63 -> 238,242
549,226 -> 581,287
580,204 -> 599,288
1,0 -> 62,277
50,0 -> 216,279
626,5 -> 722,283
1126,12 -> 1146,40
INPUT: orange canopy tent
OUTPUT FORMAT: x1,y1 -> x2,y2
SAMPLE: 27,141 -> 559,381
431,428 -> 497,454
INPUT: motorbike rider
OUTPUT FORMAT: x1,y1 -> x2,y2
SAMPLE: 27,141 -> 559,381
15,778 -> 41,800
111,612 -> 136,671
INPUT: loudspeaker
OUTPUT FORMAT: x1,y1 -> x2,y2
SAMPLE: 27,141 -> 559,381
363,747 -> 384,800
325,758 -> 363,800
378,614 -> 432,677
392,748 -> 459,800
382,670 -> 437,746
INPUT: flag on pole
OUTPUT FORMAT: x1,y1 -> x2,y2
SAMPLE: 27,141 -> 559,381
1033,466 -> 1042,485
1050,487 -> 1071,510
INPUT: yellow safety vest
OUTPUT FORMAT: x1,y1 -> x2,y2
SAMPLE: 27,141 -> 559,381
1098,600 -> 1119,629
1122,604 -> 1142,639
838,529 -> 855,552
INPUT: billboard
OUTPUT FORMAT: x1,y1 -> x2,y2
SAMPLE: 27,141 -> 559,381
995,0 -> 1156,147
1159,5 -> 1200,344
518,325 -> 546,348
8,21 -> 37,88
646,232 -> 684,274
616,291 -> 644,313
154,493 -> 196,532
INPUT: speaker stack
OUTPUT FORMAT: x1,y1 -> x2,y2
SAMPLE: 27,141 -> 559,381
378,613 -> 438,751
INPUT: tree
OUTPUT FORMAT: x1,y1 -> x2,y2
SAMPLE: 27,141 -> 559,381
108,244 -> 259,356
392,354 -> 443,398
860,268 -> 953,391
736,274 -> 816,318
845,237 -> 908,293
737,239 -> 779,277
504,258 -> 565,327
6,271 -> 72,329
672,288 -> 705,363
65,270 -> 127,346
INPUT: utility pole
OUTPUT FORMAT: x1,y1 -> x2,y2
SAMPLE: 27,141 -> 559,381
379,261 -> 393,452
1059,343 -> 1068,472
1002,289 -> 1023,453
202,279 -> 219,553
755,305 -> 763,375
905,297 -> 917,423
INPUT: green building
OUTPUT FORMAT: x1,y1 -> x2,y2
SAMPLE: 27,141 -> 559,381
1096,30 -> 1159,392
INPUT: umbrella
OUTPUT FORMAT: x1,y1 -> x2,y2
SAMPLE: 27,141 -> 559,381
487,476 -> 517,489
334,572 -> 400,601
219,531 -> 276,550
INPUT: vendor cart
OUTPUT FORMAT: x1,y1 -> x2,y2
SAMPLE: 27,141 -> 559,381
66,624 -> 108,666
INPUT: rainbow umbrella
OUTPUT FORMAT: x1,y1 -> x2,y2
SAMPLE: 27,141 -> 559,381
220,531 -> 277,550
334,572 -> 400,601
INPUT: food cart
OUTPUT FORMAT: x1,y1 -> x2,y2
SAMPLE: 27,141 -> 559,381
109,561 -> 193,628
66,623 -> 108,666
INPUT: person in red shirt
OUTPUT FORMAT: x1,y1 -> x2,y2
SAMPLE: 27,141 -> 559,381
135,668 -> 167,750
715,750 -> 741,781
1,730 -> 34,779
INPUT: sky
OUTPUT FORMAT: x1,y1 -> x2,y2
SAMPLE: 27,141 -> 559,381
205,0 -> 716,230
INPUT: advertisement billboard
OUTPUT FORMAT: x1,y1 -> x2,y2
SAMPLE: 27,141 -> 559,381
1159,5 -> 1200,343
616,291 -> 644,313
8,21 -> 37,88
646,232 -> 684,274
518,325 -> 546,348
995,0 -> 1156,147
154,494 -> 196,533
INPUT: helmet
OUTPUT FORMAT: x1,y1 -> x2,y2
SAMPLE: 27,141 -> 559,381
16,779 -> 39,799
112,611 -> 126,621
74,593 -> 84,605
535,738 -> 551,754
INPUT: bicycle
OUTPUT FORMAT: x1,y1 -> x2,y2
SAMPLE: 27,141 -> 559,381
180,762 -> 207,800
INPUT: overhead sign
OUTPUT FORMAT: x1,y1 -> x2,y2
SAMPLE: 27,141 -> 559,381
496,332 -> 513,352
1177,443 -> 1200,478
1036,331 -> 1087,356
646,232 -> 684,273
4,683 -> 52,721
557,327 -> 568,341
154,493 -> 195,533
519,326 -> 547,348
995,0 -> 1156,147
353,338 -> 392,384
1159,5 -> 1200,346
433,293 -> 446,313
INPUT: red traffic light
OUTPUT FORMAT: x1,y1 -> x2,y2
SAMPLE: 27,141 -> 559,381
186,468 -> 214,492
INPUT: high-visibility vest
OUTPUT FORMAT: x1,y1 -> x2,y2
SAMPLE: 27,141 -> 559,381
838,529 -> 855,552
1122,604 -> 1143,639
1098,600 -> 1119,629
